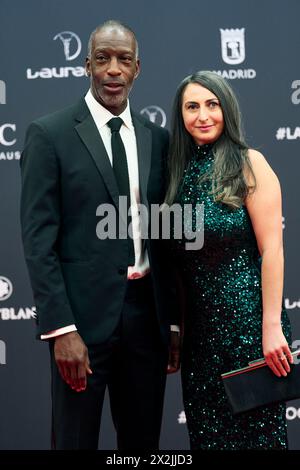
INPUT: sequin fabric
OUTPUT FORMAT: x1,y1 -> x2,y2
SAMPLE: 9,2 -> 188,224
172,143 -> 291,450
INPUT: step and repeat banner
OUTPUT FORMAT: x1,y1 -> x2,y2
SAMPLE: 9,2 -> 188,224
0,0 -> 299,450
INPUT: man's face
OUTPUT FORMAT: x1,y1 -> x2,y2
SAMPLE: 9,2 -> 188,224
85,27 -> 140,115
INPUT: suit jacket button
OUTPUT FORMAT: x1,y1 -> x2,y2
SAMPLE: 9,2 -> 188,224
118,268 -> 126,275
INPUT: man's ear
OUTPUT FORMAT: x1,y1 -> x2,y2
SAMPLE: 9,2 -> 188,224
134,59 -> 141,79
85,57 -> 91,76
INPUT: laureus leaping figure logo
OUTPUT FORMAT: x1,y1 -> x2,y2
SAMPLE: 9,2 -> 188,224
53,31 -> 82,61
140,106 -> 167,128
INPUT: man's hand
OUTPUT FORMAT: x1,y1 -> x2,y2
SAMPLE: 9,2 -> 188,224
167,331 -> 181,374
54,331 -> 92,392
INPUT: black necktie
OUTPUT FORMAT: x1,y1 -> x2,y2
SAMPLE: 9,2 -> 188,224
107,117 -> 135,266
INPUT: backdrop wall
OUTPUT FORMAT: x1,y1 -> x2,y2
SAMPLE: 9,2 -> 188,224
0,0 -> 299,450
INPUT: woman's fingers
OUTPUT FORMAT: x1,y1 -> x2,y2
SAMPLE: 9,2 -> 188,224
272,353 -> 288,376
283,345 -> 294,364
265,346 -> 294,376
265,357 -> 281,377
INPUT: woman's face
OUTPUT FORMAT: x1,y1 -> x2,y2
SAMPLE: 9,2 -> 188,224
182,83 -> 224,145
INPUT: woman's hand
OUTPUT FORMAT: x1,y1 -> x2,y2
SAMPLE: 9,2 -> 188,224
262,322 -> 293,377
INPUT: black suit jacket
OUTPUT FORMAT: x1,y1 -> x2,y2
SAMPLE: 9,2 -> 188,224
20,98 -> 177,346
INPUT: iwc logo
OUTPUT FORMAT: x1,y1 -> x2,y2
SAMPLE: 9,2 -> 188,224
0,124 -> 17,146
0,276 -> 13,301
140,106 -> 167,128
53,31 -> 82,61
0,123 -> 20,161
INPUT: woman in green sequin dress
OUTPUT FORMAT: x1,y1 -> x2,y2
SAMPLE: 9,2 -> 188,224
165,71 -> 292,449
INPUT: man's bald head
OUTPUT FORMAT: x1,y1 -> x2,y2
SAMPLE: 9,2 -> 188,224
87,20 -> 139,59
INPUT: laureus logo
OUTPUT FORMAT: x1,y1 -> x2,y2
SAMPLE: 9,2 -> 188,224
53,31 -> 82,61
0,276 -> 13,301
140,106 -> 167,128
220,28 -> 245,65
26,31 -> 85,79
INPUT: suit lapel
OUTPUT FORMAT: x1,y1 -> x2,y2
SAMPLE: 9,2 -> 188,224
74,100 -> 122,213
74,101 -> 152,225
132,113 -> 152,207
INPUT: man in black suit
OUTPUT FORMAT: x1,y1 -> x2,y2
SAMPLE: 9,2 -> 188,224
20,20 -> 180,450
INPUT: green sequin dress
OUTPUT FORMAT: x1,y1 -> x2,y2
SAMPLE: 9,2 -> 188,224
172,143 -> 291,450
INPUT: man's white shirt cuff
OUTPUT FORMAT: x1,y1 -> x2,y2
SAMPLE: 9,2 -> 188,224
40,324 -> 77,340
170,325 -> 180,333
41,324 -> 179,339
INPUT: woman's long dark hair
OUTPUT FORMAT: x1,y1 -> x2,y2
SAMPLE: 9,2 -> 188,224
165,71 -> 256,208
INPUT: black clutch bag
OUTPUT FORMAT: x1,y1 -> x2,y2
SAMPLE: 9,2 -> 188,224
221,349 -> 300,415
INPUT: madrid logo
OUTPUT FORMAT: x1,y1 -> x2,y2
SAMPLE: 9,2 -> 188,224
0,276 -> 13,301
140,106 -> 167,128
220,28 -> 245,65
53,31 -> 82,61
213,27 -> 256,80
